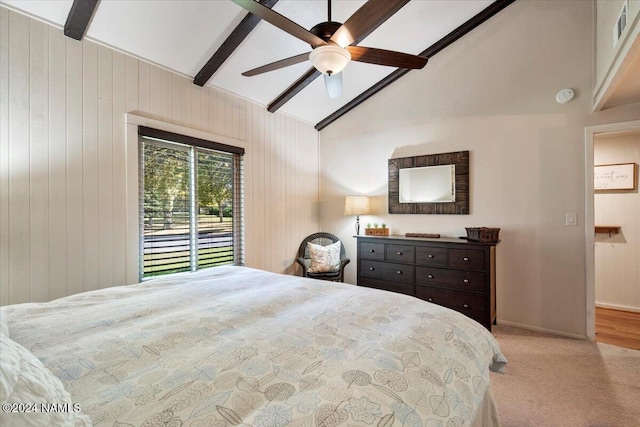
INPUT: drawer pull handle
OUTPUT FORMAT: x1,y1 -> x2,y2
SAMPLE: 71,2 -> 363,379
427,274 -> 434,279
397,251 -> 403,255
427,254 -> 434,258
463,278 -> 469,283
369,267 -> 375,271
463,257 -> 469,261
427,298 -> 433,302
463,303 -> 469,308
369,249 -> 375,253
396,270 -> 402,275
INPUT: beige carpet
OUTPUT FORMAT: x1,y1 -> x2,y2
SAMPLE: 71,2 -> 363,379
489,325 -> 640,427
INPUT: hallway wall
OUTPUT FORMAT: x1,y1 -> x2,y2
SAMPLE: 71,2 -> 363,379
594,130 -> 640,312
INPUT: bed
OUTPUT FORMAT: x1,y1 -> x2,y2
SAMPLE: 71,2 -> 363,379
1,266 -> 507,427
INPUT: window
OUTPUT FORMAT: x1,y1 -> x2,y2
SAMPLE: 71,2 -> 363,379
139,126 -> 244,279
613,1 -> 628,47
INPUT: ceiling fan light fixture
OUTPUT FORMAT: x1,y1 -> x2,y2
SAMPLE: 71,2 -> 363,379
309,45 -> 351,75
324,73 -> 343,99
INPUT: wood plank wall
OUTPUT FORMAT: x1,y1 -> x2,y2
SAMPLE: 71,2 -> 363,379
0,8 -> 320,305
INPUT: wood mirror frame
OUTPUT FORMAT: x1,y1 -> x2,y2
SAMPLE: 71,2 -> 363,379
388,150 -> 469,214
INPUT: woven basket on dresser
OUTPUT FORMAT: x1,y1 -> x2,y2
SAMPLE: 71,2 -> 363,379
465,227 -> 500,243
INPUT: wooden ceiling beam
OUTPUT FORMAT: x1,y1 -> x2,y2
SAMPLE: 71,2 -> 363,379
194,0 -> 279,87
64,0 -> 100,41
268,68 -> 320,113
314,0 -> 517,131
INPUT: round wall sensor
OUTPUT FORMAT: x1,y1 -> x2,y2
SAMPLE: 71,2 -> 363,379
556,88 -> 575,104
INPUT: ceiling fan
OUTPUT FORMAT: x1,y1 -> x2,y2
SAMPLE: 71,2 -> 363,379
231,0 -> 428,99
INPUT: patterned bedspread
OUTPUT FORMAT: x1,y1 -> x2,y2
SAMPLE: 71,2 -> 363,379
2,266 -> 507,426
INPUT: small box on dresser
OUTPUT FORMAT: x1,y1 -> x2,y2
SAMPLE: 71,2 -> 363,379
355,235 -> 500,330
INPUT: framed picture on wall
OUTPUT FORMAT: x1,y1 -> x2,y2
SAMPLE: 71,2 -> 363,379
594,163 -> 637,190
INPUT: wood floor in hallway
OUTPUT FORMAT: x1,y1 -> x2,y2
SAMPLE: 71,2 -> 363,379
595,307 -> 640,350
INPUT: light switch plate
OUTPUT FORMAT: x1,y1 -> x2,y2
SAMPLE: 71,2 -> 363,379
565,213 -> 577,226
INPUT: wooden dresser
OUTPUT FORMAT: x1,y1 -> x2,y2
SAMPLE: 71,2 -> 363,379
355,235 -> 499,330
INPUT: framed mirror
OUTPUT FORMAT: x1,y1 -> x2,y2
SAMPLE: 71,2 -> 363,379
399,164 -> 456,203
389,151 -> 469,214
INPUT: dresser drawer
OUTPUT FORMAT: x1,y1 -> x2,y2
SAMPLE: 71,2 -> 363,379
415,286 -> 486,321
359,277 -> 414,296
415,246 -> 447,267
449,249 -> 485,271
360,242 -> 385,260
416,267 -> 485,293
360,260 -> 414,284
386,245 -> 415,264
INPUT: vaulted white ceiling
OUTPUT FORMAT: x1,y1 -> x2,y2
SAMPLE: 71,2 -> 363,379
1,0 -> 495,126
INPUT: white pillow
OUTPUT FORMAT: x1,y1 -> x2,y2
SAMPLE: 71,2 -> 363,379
307,241 -> 341,273
0,335 -> 93,427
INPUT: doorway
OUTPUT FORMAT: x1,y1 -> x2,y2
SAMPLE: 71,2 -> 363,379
585,120 -> 640,346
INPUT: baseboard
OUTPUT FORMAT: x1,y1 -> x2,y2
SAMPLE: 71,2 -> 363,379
497,320 -> 589,341
595,302 -> 640,314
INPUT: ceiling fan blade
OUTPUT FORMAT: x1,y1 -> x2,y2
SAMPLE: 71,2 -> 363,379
324,72 -> 343,99
346,46 -> 428,69
242,52 -> 311,76
330,0 -> 410,47
231,0 -> 326,48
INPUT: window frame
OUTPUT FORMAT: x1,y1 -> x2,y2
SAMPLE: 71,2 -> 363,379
138,126 -> 245,280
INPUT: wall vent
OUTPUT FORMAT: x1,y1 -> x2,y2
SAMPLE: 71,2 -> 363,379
613,1 -> 628,47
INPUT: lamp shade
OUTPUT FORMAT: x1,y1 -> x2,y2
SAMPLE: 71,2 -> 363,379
344,195 -> 370,216
309,45 -> 351,75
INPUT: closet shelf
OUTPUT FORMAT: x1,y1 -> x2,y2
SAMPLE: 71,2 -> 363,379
595,226 -> 620,236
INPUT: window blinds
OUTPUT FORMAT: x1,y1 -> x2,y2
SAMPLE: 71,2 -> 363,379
138,127 -> 244,279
